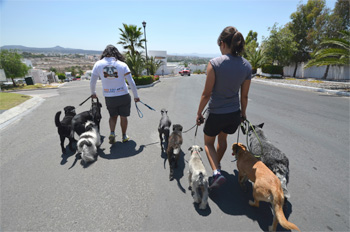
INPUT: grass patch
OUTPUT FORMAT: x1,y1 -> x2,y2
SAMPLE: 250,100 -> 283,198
0,92 -> 32,110
1,83 -> 57,91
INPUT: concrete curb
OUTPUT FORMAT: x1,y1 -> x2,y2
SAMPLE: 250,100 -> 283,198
0,96 -> 45,130
253,79 -> 350,97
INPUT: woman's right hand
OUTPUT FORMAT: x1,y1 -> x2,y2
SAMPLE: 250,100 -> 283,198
196,114 -> 205,125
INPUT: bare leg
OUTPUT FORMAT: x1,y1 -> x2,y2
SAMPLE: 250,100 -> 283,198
217,131 -> 228,164
109,115 -> 118,133
120,116 -> 128,135
204,134 -> 219,171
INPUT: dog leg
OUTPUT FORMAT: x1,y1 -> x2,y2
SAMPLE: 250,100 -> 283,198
60,135 -> 66,153
192,183 -> 201,204
188,172 -> 192,190
249,189 -> 260,208
199,185 -> 209,210
268,214 -> 278,232
238,173 -> 248,192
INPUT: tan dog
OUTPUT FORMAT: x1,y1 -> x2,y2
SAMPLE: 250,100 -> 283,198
232,143 -> 300,232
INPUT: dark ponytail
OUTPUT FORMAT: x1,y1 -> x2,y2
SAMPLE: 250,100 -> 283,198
100,44 -> 125,62
217,26 -> 245,56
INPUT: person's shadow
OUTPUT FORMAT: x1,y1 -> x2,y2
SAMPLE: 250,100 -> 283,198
99,140 -> 145,160
209,170 -> 293,231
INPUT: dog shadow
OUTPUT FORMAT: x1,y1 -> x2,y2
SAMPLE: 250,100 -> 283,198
209,170 -> 293,231
60,146 -> 76,165
99,140 -> 145,160
166,150 -> 186,193
191,190 -> 212,216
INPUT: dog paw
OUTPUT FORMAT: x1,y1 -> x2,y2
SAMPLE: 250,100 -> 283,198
169,175 -> 174,181
199,203 -> 207,210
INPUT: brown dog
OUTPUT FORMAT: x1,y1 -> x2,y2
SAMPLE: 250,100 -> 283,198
232,143 -> 300,232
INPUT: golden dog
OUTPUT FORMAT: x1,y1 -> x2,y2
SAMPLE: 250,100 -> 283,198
232,143 -> 300,232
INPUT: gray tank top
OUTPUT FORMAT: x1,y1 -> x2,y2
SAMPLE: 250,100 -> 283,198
208,54 -> 252,114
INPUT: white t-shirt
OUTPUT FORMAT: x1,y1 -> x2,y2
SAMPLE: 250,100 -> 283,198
90,57 -> 138,98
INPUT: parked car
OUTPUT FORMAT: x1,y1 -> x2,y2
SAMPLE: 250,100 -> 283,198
179,68 -> 191,76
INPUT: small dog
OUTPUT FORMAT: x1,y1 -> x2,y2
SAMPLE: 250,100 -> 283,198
188,145 -> 209,210
77,121 -> 101,164
248,123 -> 290,199
55,106 -> 76,153
71,98 -> 102,139
232,143 -> 300,232
166,124 -> 183,181
158,108 -> 172,149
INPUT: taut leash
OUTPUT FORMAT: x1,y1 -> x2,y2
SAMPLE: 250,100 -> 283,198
79,95 -> 92,106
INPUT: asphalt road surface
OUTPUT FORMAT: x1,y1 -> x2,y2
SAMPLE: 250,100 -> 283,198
1,75 -> 349,231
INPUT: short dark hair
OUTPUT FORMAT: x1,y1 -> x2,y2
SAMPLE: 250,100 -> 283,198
100,45 -> 125,62
217,26 -> 245,56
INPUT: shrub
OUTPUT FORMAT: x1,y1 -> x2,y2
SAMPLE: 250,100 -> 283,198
133,75 -> 154,85
262,64 -> 283,75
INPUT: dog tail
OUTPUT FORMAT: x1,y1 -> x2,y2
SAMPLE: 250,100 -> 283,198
273,191 -> 300,231
79,140 -> 92,148
55,111 -> 61,127
197,172 -> 205,186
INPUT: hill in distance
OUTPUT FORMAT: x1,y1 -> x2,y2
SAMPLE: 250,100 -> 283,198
0,45 -> 102,55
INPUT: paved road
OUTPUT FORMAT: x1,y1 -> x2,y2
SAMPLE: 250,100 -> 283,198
0,76 -> 349,231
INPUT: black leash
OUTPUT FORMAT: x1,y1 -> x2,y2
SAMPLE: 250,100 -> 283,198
79,95 -> 92,106
135,101 -> 156,118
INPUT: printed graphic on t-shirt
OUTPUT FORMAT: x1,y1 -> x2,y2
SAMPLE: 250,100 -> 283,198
103,65 -> 118,79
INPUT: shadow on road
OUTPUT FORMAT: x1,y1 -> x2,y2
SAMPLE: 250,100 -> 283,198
99,140 -> 145,160
209,170 -> 294,231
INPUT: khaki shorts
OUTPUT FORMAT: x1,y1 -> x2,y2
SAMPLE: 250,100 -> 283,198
105,94 -> 131,117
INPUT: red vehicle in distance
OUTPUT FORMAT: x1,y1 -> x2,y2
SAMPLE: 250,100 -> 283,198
179,68 -> 191,76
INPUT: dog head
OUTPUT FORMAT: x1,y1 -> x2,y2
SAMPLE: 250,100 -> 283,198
64,106 -> 76,116
247,123 -> 264,138
84,120 -> 97,131
188,145 -> 203,154
172,124 -> 183,132
160,108 -> 168,115
232,143 -> 247,157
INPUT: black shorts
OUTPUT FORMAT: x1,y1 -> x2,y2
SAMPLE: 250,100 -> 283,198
203,110 -> 241,137
105,94 -> 131,117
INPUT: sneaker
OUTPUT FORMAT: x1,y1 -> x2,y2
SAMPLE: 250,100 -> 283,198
209,173 -> 226,189
109,134 -> 116,144
122,134 -> 129,143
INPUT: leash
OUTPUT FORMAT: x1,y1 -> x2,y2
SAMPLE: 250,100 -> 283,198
135,100 -> 156,118
79,95 -> 92,106
239,119 -> 263,158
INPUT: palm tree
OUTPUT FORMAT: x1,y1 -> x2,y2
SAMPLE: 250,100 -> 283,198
146,56 -> 164,75
246,49 -> 265,74
125,52 -> 145,77
305,30 -> 350,79
118,24 -> 145,57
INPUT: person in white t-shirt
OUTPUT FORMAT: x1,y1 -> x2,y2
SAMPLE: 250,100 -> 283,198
90,45 -> 140,144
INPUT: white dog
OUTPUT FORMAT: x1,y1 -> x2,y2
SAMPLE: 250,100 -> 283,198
77,121 -> 101,164
188,145 -> 209,210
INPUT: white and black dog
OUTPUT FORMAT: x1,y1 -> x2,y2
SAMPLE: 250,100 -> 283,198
248,123 -> 290,199
188,145 -> 209,210
77,121 -> 101,164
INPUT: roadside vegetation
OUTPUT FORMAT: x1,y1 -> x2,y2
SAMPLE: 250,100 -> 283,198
0,92 -> 32,110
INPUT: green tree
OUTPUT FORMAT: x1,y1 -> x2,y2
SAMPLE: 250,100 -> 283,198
244,30 -> 259,59
0,49 -> 30,87
118,23 -> 145,56
305,30 -> 349,79
246,49 -> 265,74
262,23 -> 298,66
125,52 -> 145,77
49,67 -> 57,73
57,73 -> 66,81
288,0 -> 328,76
146,56 -> 164,75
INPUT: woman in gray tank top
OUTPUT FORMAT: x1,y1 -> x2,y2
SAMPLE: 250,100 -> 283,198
196,26 -> 252,188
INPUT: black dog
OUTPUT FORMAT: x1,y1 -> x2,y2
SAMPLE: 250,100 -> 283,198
55,106 -> 76,153
71,98 -> 102,139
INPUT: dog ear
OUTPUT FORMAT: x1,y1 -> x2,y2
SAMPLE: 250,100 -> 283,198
200,147 -> 203,151
98,103 -> 102,107
188,147 -> 192,151
258,123 -> 264,128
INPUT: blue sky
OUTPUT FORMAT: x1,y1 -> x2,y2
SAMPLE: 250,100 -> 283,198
0,0 -> 337,57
